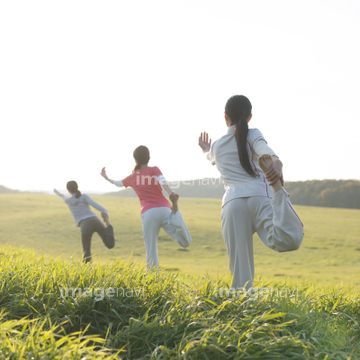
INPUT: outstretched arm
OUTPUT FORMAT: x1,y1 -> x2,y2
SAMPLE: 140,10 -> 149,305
100,167 -> 124,187
53,188 -> 68,203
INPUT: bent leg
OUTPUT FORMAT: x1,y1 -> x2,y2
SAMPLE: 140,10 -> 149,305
249,192 -> 304,252
161,208 -> 192,247
94,217 -> 115,249
141,208 -> 163,269
221,198 -> 254,291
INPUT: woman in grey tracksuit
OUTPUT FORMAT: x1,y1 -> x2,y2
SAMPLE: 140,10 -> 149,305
54,180 -> 115,263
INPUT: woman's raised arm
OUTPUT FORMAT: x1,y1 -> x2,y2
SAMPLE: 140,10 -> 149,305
100,167 -> 124,187
199,132 -> 216,165
198,132 -> 212,152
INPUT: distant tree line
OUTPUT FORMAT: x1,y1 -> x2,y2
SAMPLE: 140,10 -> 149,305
284,180 -> 360,209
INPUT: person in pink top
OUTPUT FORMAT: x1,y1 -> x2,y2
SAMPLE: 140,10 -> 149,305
101,145 -> 192,268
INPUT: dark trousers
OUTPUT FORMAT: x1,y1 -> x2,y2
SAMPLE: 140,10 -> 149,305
79,216 -> 115,263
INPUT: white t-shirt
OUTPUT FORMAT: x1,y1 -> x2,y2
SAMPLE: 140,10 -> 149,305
205,126 -> 277,207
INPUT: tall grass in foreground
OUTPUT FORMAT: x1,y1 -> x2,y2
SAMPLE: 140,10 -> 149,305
0,246 -> 359,359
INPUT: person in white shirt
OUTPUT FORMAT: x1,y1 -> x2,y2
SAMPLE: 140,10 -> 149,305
199,95 -> 303,291
54,181 -> 115,263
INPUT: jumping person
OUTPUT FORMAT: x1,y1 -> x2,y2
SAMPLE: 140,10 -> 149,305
100,145 -> 192,269
54,181 -> 115,263
199,95 -> 303,291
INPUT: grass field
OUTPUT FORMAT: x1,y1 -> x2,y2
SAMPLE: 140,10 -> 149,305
1,194 -> 360,358
1,193 -> 360,288
0,246 -> 359,359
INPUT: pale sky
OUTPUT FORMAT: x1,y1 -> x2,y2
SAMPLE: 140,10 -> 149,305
1,0 -> 359,193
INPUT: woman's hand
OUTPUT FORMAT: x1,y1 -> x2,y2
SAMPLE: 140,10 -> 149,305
169,192 -> 179,203
265,158 -> 284,186
100,167 -> 109,180
198,132 -> 212,152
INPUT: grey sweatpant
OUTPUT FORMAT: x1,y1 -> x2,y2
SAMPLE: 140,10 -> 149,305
79,216 -> 115,263
141,207 -> 192,268
221,189 -> 304,290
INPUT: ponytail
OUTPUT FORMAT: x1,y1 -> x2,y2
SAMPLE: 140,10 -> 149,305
225,95 -> 257,178
133,163 -> 141,173
74,189 -> 82,198
234,116 -> 257,177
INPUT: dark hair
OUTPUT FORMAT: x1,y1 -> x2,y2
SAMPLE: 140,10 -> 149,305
225,95 -> 257,177
66,181 -> 81,198
133,145 -> 150,173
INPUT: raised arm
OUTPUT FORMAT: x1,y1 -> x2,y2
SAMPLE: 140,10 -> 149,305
100,167 -> 124,187
198,132 -> 211,152
198,132 -> 216,165
53,188 -> 69,203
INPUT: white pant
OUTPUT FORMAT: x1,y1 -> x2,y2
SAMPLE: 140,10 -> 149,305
141,207 -> 192,268
221,189 -> 304,290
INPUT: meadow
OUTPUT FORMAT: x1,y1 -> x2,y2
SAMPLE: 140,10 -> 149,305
0,246 -> 359,359
1,193 -> 360,287
0,194 -> 360,359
